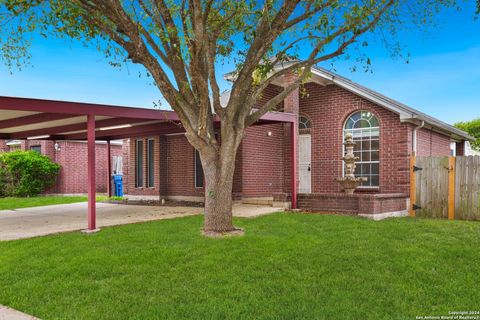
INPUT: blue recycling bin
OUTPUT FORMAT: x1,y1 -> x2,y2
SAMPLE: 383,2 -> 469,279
113,175 -> 123,197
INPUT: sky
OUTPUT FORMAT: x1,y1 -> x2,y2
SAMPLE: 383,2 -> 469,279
0,2 -> 479,125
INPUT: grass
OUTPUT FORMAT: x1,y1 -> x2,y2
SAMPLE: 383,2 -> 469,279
0,196 -> 108,210
0,213 -> 479,319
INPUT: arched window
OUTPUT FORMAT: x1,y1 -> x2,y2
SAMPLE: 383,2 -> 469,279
299,116 -> 311,130
343,111 -> 380,187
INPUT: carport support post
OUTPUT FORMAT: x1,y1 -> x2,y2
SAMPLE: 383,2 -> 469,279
106,140 -> 112,198
87,114 -> 98,231
291,121 -> 298,209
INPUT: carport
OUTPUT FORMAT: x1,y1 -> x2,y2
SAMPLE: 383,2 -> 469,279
0,96 -> 297,233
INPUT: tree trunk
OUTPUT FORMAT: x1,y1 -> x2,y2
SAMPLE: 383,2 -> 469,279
197,130 -> 242,234
201,151 -> 237,233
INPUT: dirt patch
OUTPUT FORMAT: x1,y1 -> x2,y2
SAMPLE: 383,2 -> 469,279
202,227 -> 245,238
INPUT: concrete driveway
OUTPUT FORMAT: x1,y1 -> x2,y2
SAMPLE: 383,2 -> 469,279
0,202 -> 280,241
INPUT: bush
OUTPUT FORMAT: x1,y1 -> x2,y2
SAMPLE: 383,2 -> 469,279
0,151 -> 61,197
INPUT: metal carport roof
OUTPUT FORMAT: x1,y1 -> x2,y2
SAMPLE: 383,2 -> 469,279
0,95 -> 297,233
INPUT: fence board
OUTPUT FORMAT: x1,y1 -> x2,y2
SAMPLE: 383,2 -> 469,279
467,156 -> 473,219
476,156 -> 480,218
414,156 -> 450,218
415,155 -> 480,221
439,157 -> 449,219
472,156 -> 479,220
456,156 -> 480,220
455,156 -> 462,218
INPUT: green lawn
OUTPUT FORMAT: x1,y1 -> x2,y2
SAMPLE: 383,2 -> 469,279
0,196 -> 107,210
0,213 -> 479,319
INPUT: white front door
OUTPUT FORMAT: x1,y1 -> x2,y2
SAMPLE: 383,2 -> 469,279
299,134 -> 311,193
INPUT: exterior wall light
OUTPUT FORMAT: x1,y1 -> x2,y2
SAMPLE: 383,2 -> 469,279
267,131 -> 272,137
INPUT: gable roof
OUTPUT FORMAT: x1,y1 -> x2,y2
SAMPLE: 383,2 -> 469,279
224,62 -> 473,141
308,66 -> 473,141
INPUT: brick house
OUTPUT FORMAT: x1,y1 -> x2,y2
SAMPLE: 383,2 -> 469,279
0,139 -> 122,194
123,66 -> 472,217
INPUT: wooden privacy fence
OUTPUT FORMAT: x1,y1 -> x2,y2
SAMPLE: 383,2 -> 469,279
410,156 -> 480,220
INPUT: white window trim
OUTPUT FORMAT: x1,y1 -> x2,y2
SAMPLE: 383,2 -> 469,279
342,111 -> 380,188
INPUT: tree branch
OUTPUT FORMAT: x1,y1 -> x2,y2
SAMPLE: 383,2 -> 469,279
245,0 -> 395,125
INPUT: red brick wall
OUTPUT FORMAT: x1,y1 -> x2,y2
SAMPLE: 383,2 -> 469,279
0,140 -> 9,152
51,141 -> 122,194
299,83 -> 411,195
6,140 -> 122,194
456,141 -> 465,156
123,126 -> 287,199
122,84 -> 287,200
123,134 -> 204,199
122,140 -> 131,193
121,82 -> 455,202
166,134 -> 204,197
123,137 -> 161,197
415,127 -> 452,156
241,124 -> 285,197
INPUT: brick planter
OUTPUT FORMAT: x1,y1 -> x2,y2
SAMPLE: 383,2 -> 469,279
298,193 -> 408,216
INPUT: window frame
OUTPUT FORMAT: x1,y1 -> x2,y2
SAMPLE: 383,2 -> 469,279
147,138 -> 155,188
30,145 -> 42,154
194,149 -> 204,189
135,139 -> 144,188
299,116 -> 312,130
342,111 -> 380,188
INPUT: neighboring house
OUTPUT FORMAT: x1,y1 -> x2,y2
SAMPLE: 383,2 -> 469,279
451,141 -> 480,156
464,141 -> 480,156
123,66 -> 472,217
0,139 -> 122,194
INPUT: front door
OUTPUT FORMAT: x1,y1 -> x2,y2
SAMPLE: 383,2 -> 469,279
299,134 -> 311,193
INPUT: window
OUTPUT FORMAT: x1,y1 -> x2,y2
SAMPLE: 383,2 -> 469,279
194,150 -> 204,188
9,145 -> 21,152
343,111 -> 380,187
135,140 -> 144,187
299,116 -> 312,130
147,139 -> 155,188
30,145 -> 41,153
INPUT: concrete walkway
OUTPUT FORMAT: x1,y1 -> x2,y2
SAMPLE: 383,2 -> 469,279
0,202 -> 279,241
0,305 -> 39,320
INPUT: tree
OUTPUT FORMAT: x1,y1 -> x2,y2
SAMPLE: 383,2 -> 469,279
455,118 -> 480,150
0,0 -> 475,235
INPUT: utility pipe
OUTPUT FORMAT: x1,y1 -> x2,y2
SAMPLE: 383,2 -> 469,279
412,120 -> 425,156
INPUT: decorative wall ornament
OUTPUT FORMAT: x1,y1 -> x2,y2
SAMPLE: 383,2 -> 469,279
335,132 -> 367,194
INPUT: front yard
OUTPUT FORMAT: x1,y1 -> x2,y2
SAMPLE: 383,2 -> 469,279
0,213 -> 479,319
0,196 -> 107,210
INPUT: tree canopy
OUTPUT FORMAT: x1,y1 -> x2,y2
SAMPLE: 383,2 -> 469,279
455,118 -> 480,150
0,1 -> 471,140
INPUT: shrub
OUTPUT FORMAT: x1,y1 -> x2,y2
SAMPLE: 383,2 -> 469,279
0,151 -> 61,197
